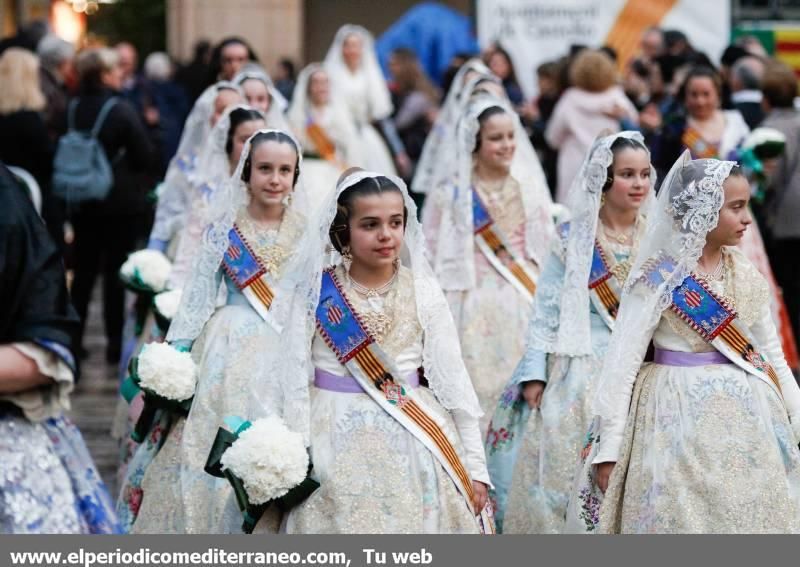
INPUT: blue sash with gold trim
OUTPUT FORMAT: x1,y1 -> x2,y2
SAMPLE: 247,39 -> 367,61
221,225 -> 279,329
316,268 -> 495,534
588,241 -> 622,329
641,254 -> 782,397
472,189 -> 537,302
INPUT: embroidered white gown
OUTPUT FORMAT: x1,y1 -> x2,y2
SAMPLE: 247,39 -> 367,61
285,265 -> 489,534
423,177 -> 538,433
577,249 -> 800,533
336,70 -> 396,175
128,211 -> 303,534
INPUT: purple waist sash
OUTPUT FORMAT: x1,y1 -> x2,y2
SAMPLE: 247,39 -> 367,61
653,348 -> 732,367
314,367 -> 420,394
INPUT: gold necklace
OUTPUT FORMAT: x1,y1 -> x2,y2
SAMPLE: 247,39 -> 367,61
344,268 -> 398,342
236,211 -> 289,276
601,220 -> 635,245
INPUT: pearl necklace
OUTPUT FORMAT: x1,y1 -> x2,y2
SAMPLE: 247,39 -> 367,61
347,268 -> 398,310
696,255 -> 725,282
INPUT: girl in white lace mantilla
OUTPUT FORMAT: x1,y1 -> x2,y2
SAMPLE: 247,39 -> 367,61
323,25 -> 407,176
122,130 -> 308,534
233,66 -> 291,134
147,82 -> 243,252
248,169 -> 491,533
422,94 -> 554,433
578,151 -> 800,534
486,132 -> 654,532
287,63 -> 361,210
167,105 -> 266,290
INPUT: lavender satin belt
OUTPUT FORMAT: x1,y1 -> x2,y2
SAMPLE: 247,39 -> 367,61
653,348 -> 731,367
314,368 -> 420,394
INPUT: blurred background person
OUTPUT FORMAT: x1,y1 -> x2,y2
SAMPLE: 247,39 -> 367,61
36,35 -> 75,142
208,37 -> 259,84
0,48 -> 58,244
648,65 -> 749,178
388,47 -> 440,184
274,57 -> 297,102
175,40 -> 212,104
67,48 -> 155,365
730,55 -> 765,129
638,26 -> 665,62
484,43 -> 524,106
761,61 -> 800,350
546,48 -> 638,202
143,51 -> 189,173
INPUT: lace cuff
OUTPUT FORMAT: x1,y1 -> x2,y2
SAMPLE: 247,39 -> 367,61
1,342 -> 74,422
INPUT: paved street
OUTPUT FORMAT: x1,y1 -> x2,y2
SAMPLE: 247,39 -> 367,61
68,282 -> 122,499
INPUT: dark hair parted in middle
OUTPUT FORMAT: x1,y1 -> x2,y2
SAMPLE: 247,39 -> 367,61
602,136 -> 649,192
329,175 -> 408,253
240,130 -> 301,185
225,107 -> 265,156
473,105 -> 508,153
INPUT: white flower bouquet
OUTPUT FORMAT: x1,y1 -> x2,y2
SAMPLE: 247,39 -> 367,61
738,127 -> 787,203
153,289 -> 183,332
550,203 -> 570,225
119,249 -> 172,294
742,127 -> 786,157
206,416 -> 318,533
127,342 -> 197,442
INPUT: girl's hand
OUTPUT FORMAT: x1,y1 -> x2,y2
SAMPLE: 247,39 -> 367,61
472,481 -> 489,512
595,461 -> 616,494
523,381 -> 545,409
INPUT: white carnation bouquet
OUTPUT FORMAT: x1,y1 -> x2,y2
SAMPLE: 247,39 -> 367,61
120,249 -> 173,294
742,127 -> 786,153
737,127 -> 787,203
206,415 -> 318,533
128,342 -> 198,442
153,289 -> 183,332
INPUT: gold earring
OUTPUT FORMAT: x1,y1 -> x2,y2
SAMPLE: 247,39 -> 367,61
342,245 -> 353,268
601,193 -> 606,206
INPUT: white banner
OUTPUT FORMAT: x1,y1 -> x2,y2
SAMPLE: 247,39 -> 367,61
477,0 -> 731,98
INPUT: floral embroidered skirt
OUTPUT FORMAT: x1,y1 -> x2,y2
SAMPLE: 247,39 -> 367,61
0,414 -> 120,534
129,303 -> 281,533
598,361 -> 800,533
502,353 -> 602,534
286,387 -> 479,534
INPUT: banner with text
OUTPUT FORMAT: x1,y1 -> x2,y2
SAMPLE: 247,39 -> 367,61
477,0 -> 731,97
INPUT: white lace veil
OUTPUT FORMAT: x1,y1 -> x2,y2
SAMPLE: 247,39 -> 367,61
233,67 -> 291,132
167,128 -> 308,344
412,59 -> 497,195
286,63 -> 320,132
429,93 -> 554,291
323,24 -> 393,121
592,151 -> 737,426
193,104 -> 266,195
248,169 -> 484,443
526,131 -> 655,356
150,81 -> 243,241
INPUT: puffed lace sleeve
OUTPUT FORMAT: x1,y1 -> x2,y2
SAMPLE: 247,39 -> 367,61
513,230 -> 569,385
